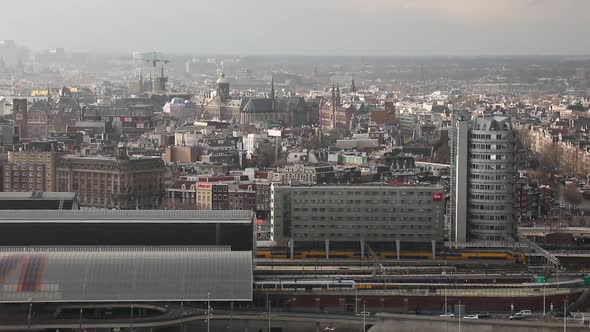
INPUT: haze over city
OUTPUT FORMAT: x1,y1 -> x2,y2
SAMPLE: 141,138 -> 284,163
2,0 -> 590,331
3,0 -> 590,55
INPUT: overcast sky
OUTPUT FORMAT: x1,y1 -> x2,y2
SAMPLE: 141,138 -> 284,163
3,0 -> 590,55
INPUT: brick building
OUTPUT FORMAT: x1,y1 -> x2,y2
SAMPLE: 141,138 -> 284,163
57,147 -> 164,209
162,146 -> 200,163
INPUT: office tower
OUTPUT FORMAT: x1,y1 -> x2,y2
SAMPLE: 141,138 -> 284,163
451,114 -> 517,242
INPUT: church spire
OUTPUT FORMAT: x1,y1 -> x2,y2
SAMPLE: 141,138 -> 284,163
331,82 -> 337,111
351,74 -> 357,93
139,69 -> 143,93
270,75 -> 275,100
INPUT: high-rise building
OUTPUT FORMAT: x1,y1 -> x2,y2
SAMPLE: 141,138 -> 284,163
451,114 -> 517,242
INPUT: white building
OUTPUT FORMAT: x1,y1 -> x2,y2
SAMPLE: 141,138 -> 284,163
451,115 -> 517,242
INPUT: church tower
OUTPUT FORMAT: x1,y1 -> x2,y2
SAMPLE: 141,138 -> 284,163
216,71 -> 230,101
331,83 -> 338,129
139,70 -> 144,93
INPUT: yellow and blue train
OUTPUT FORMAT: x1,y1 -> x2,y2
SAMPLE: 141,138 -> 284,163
256,247 -> 526,263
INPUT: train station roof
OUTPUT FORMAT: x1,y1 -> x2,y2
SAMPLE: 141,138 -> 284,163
0,246 -> 253,303
0,209 -> 253,223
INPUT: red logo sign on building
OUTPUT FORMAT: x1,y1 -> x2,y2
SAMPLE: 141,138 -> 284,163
432,192 -> 443,202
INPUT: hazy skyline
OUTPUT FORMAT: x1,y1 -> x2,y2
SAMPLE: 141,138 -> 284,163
3,0 -> 590,55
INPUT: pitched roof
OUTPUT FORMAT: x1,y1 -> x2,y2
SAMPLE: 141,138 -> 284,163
0,209 -> 252,223
241,97 -> 303,114
169,180 -> 196,190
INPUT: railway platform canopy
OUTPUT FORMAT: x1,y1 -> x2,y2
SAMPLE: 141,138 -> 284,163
0,210 -> 254,250
0,246 -> 253,303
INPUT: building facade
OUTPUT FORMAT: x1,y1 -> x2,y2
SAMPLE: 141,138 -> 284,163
162,146 -> 200,163
12,99 -> 28,141
162,178 -> 197,209
2,163 -> 45,192
56,148 -> 164,209
228,187 -> 256,211
271,184 -> 445,256
0,122 -> 13,148
196,183 -> 213,209
240,97 -> 309,127
277,163 -> 335,185
8,150 -> 59,192
451,115 -> 517,242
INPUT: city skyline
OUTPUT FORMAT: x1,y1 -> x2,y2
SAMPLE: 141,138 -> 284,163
2,0 -> 590,56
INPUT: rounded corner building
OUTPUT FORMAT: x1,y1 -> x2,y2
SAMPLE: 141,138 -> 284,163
451,114 -> 517,242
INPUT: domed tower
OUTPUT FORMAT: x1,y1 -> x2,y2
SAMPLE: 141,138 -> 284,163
216,71 -> 230,101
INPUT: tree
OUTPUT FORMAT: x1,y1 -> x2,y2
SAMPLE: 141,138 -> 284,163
528,170 -> 551,185
538,143 -> 561,173
563,183 -> 583,208
433,144 -> 450,164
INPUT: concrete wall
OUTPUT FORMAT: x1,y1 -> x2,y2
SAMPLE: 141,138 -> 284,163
182,319 -> 366,332
369,315 -> 590,332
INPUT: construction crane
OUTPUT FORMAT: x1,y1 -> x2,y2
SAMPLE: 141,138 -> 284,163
145,52 -> 169,92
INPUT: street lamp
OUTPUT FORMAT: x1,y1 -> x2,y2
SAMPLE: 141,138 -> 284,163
79,307 -> 83,332
130,303 -> 134,332
543,286 -> 546,318
207,292 -> 212,332
563,299 -> 568,332
458,300 -> 461,332
355,285 -> 358,315
27,298 -> 32,332
363,303 -> 366,332
179,301 -> 183,332
267,290 -> 271,332
444,285 -> 448,314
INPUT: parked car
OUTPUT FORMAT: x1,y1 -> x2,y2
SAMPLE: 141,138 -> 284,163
509,313 -> 526,320
357,311 -> 371,316
477,312 -> 491,318
440,313 -> 455,318
463,314 -> 479,319
516,310 -> 532,317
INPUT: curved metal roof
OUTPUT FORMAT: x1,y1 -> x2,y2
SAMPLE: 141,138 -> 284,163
0,210 -> 253,223
0,247 -> 253,303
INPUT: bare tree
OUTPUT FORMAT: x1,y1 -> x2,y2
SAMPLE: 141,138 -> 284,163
563,183 -> 583,208
538,143 -> 561,173
433,144 -> 450,164
528,170 -> 551,185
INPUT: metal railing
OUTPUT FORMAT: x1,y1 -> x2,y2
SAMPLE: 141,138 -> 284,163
445,241 -> 528,249
255,287 -> 578,298
519,236 -> 560,267
519,226 -> 590,234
